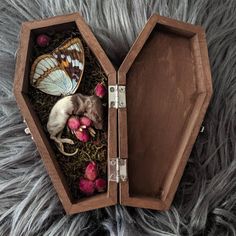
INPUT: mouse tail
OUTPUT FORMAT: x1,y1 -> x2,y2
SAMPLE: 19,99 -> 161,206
57,143 -> 78,156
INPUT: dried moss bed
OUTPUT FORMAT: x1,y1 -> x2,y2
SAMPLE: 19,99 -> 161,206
28,27 -> 108,200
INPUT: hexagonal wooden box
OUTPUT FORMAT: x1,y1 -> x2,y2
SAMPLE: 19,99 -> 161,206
13,13 -> 212,214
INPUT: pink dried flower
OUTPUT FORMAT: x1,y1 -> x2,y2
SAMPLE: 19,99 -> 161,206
79,178 -> 95,196
67,116 -> 80,131
84,162 -> 98,181
75,129 -> 90,142
95,83 -> 106,98
95,178 -> 106,192
80,116 -> 92,127
36,34 -> 50,47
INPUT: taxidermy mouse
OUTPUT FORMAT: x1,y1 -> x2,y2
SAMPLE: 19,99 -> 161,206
47,93 -> 103,156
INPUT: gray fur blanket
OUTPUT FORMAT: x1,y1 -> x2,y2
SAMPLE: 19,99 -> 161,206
0,0 -> 236,235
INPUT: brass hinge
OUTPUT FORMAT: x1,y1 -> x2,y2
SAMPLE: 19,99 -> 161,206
109,158 -> 127,183
108,85 -> 126,109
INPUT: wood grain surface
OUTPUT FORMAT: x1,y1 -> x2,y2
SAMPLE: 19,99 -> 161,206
118,14 -> 212,210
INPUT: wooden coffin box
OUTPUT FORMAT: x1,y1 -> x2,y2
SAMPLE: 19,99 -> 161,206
13,13 -> 212,214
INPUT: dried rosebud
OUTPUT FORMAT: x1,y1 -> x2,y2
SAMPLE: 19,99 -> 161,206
85,161 -> 97,181
95,83 -> 106,98
75,129 -> 90,142
36,34 -> 50,47
79,178 -> 95,196
67,116 -> 80,131
95,178 -> 106,192
80,116 -> 92,128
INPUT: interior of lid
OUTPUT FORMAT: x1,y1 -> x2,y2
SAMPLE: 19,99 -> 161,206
126,24 -> 200,199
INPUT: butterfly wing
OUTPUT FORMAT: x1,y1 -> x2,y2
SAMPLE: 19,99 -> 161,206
30,55 -> 75,96
30,38 -> 85,96
52,38 -> 85,94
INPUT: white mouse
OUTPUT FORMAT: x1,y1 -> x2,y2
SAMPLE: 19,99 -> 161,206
47,93 -> 103,156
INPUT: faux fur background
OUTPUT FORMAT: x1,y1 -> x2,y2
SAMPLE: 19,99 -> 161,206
0,0 -> 236,235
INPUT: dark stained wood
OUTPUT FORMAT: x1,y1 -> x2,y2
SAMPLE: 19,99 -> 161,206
126,28 -> 198,198
13,23 -> 31,94
13,13 -> 117,214
164,30 -> 213,205
118,14 -> 212,210
107,72 -> 118,206
13,13 -> 212,213
118,109 -> 128,159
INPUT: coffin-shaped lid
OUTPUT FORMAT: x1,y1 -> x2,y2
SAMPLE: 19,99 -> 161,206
117,15 -> 212,210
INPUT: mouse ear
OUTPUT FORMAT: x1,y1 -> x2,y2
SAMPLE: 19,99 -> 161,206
85,99 -> 92,108
71,94 -> 84,114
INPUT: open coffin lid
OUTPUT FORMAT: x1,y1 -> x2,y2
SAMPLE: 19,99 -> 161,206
110,14 -> 212,210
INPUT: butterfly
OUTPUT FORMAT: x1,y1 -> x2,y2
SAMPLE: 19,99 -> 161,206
30,37 -> 85,96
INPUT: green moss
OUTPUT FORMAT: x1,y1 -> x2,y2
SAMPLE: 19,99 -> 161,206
28,27 -> 108,200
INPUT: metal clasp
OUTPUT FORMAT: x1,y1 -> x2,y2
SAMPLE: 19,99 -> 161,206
109,158 -> 127,182
109,85 -> 126,109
